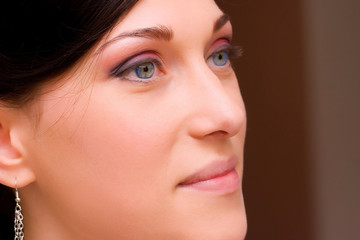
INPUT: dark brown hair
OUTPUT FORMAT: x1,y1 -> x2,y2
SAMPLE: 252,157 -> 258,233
0,0 -> 138,238
0,0 -> 139,107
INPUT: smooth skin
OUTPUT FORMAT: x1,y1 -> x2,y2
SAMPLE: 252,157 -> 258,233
0,0 -> 247,239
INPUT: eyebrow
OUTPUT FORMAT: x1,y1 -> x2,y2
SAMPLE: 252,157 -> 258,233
214,14 -> 230,33
97,14 -> 230,54
97,25 -> 173,53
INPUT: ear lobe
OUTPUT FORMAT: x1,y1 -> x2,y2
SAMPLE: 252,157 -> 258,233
0,118 -> 36,189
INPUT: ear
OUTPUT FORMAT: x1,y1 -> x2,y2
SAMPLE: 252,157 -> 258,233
0,108 -> 36,188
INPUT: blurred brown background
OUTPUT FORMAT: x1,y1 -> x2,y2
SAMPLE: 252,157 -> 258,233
218,0 -> 360,239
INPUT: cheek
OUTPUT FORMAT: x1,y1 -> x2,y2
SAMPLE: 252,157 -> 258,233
77,101 -> 171,186
52,97 -> 172,194
25,86 -> 180,237
32,84 -> 170,179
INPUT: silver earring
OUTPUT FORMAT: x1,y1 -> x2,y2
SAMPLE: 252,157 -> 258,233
14,179 -> 24,240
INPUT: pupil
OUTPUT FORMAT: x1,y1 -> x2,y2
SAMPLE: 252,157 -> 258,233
136,62 -> 154,79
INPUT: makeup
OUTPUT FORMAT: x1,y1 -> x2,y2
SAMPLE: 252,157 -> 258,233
178,156 -> 240,195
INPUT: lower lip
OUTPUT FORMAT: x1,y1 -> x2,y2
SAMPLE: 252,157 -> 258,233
178,170 -> 240,195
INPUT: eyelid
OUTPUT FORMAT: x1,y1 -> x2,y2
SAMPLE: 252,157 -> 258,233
109,51 -> 162,77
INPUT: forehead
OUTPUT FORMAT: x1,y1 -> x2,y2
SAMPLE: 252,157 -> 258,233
109,0 -> 223,36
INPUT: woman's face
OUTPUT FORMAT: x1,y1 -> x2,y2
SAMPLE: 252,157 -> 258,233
17,0 -> 247,239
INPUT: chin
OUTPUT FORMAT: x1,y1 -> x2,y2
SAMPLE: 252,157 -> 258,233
201,208 -> 246,240
168,194 -> 247,240
180,215 -> 247,240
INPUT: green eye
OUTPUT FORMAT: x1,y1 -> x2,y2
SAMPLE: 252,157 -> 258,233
135,62 -> 155,79
212,50 -> 229,66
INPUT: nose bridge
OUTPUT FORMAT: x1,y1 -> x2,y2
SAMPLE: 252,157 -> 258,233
191,65 -> 232,112
184,59 -> 245,138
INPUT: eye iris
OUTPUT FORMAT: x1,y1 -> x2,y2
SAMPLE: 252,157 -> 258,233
135,62 -> 155,79
212,51 -> 229,66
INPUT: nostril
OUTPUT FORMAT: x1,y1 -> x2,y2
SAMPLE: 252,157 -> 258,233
205,130 -> 229,138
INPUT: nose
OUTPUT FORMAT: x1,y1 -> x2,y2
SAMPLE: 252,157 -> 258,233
184,62 -> 246,139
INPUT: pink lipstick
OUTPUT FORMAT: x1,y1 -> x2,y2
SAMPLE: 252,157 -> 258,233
178,156 -> 240,195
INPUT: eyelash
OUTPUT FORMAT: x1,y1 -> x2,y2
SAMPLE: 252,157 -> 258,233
209,44 -> 243,65
109,44 -> 242,82
226,45 -> 243,59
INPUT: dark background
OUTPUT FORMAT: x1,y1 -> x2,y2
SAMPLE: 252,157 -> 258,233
218,0 -> 360,239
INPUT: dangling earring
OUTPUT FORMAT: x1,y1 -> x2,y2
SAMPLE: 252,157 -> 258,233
14,179 -> 24,240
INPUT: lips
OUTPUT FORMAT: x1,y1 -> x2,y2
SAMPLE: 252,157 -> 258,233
177,156 -> 240,195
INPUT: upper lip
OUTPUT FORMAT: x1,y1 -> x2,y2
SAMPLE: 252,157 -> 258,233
178,155 -> 237,186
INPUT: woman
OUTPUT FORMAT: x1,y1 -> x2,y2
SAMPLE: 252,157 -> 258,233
0,0 -> 247,239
